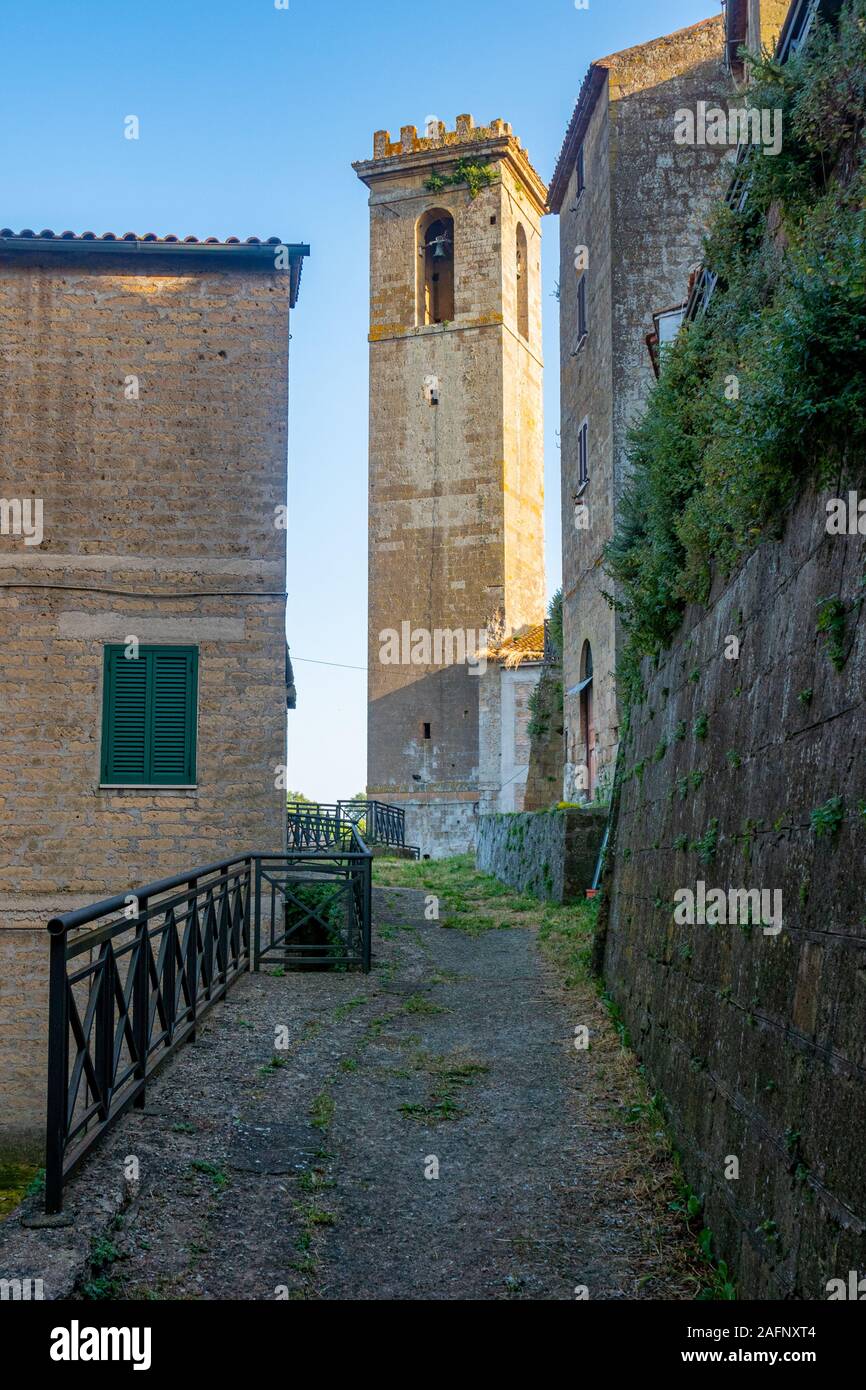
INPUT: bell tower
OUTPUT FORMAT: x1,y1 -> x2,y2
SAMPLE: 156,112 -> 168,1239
353,115 -> 547,856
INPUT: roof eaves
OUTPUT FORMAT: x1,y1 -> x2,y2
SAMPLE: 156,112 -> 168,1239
0,230 -> 310,303
548,65 -> 608,214
485,620 -> 547,667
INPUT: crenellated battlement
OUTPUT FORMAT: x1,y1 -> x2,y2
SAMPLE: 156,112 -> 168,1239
355,113 -> 547,214
371,114 -> 515,160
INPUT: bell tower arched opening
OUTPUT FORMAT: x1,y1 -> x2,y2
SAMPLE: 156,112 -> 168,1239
417,209 -> 455,325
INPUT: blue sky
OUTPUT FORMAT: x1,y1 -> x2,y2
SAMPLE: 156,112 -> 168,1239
1,0 -> 718,801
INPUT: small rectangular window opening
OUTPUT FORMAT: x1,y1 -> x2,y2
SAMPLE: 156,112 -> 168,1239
572,274 -> 588,356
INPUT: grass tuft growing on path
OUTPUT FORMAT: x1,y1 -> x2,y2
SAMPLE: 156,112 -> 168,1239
376,851 -> 735,1299
374,854 -> 538,933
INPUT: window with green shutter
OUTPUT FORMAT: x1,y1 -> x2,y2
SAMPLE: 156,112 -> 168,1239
100,646 -> 198,785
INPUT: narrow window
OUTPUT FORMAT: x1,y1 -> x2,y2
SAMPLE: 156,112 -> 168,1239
578,417 -> 589,490
576,272 -> 588,350
420,212 -> 454,325
101,645 -> 198,785
576,144 -> 585,198
516,223 -> 529,340
423,722 -> 431,740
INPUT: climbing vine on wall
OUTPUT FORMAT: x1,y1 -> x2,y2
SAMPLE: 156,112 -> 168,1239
605,0 -> 866,699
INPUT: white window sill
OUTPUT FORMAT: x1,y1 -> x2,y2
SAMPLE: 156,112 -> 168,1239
99,784 -> 199,792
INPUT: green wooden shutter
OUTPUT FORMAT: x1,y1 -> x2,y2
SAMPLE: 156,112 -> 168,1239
101,647 -> 149,783
101,646 -> 198,785
150,648 -> 197,783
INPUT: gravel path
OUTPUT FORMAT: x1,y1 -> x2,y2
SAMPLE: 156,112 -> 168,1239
54,886 -> 687,1301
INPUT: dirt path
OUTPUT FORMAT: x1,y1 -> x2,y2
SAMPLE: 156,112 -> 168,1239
62,878 -> 697,1301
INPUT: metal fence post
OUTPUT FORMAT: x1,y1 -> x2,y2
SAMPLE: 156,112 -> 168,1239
203,884 -> 214,1000
362,853 -> 372,974
45,924 -> 69,1214
164,907 -> 177,1044
218,863 -> 230,986
188,878 -> 199,1041
94,943 -> 114,1121
133,896 -> 149,1110
253,857 -> 262,971
244,858 -> 253,971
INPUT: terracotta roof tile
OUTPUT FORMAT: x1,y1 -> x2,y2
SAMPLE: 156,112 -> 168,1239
486,622 -> 547,667
0,228 -> 286,245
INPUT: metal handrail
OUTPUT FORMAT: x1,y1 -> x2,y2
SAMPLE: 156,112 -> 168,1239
44,845 -> 371,1214
47,853 -> 255,935
287,800 -> 420,858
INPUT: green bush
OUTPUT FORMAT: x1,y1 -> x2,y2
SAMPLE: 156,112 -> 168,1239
285,881 -> 347,964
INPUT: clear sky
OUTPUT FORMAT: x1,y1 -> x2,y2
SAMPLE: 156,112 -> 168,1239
1,0 -> 718,801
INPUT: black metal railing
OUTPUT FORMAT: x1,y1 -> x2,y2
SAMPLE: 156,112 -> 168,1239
287,800 -> 420,858
363,800 -> 411,851
254,838 -> 371,975
286,803 -> 353,851
45,841 -> 371,1214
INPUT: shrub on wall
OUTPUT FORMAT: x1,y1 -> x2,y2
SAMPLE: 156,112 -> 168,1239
527,589 -> 563,738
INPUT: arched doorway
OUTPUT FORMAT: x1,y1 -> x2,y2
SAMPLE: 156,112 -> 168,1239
579,640 -> 596,799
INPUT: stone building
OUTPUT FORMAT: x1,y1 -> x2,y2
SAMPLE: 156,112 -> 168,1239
0,229 -> 307,1155
726,0 -> 793,77
548,16 -> 732,801
354,117 -> 547,858
478,623 -> 546,815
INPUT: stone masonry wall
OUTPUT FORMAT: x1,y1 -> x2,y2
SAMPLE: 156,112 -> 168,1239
477,807 -> 606,903
0,255 -> 290,1152
601,486 -> 866,1298
559,18 -> 731,801
560,82 -> 615,802
403,799 -> 478,861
